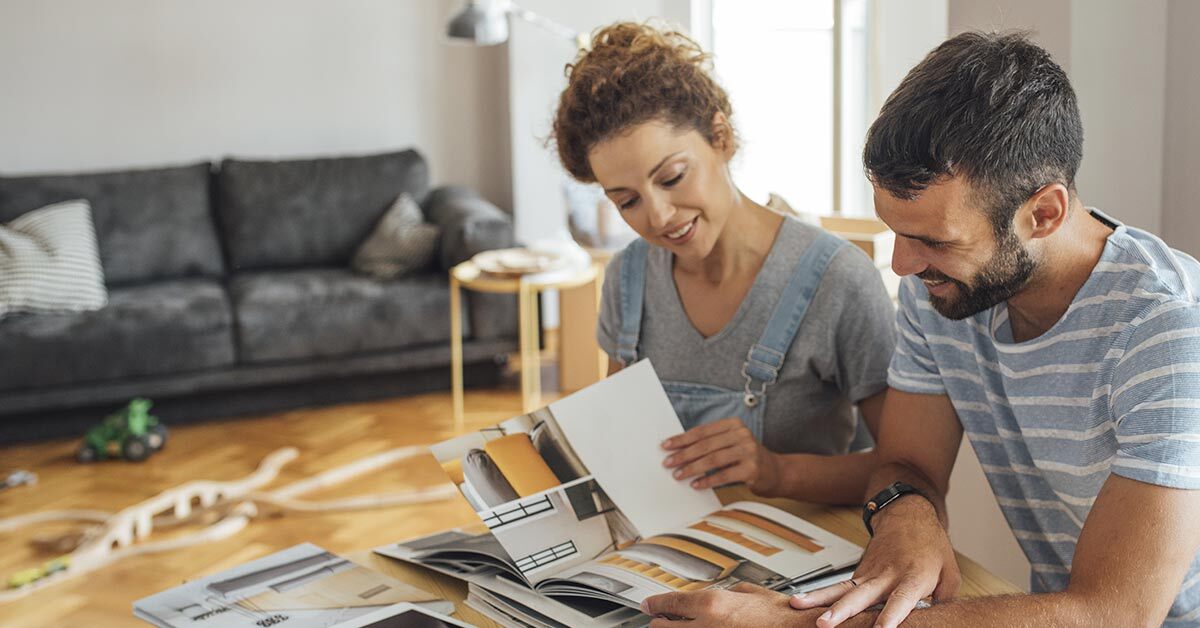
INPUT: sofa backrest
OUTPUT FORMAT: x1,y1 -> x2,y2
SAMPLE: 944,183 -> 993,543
215,149 -> 429,272
0,163 -> 224,286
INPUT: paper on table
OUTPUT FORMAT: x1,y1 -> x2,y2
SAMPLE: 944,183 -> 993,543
549,360 -> 721,538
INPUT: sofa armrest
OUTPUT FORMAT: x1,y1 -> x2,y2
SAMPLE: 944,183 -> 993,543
424,185 -> 515,271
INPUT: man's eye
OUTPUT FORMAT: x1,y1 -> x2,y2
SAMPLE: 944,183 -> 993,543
619,197 -> 639,210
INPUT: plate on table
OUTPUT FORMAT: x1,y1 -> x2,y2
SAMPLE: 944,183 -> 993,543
472,248 -> 571,276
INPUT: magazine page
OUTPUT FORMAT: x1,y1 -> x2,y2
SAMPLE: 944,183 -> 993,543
333,602 -> 473,628
428,405 -> 641,584
375,528 -> 522,584
548,360 -> 723,538
541,501 -> 861,607
426,360 -> 719,585
471,573 -> 648,628
134,543 -> 451,627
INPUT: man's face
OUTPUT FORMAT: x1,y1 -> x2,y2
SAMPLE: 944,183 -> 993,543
874,177 -> 1036,320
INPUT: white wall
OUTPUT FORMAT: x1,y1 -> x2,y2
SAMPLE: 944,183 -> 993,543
872,0 -> 950,111
948,0 -> 1071,71
1069,0 -> 1167,234
1161,0 -> 1200,257
0,0 -> 512,208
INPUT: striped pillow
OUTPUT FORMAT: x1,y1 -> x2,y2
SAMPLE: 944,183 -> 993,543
351,193 -> 441,279
0,199 -> 108,318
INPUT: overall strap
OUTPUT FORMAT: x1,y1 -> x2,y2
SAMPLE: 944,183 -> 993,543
742,231 -> 848,399
615,238 -> 650,366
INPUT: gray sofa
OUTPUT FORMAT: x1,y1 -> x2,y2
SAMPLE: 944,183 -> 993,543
0,149 -> 517,443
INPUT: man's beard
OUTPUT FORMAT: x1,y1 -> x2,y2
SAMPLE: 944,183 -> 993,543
920,229 -> 1036,320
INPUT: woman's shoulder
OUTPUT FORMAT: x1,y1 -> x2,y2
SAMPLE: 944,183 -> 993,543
601,238 -> 670,298
606,237 -> 675,279
774,217 -> 889,307
777,217 -> 874,273
604,238 -> 651,273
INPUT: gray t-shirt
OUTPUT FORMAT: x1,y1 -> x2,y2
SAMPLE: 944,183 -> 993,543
597,217 -> 895,455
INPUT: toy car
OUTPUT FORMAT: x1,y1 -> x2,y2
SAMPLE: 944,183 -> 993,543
7,557 -> 68,589
75,398 -> 168,463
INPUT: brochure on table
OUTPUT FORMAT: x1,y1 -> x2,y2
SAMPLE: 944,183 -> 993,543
377,360 -> 861,620
133,543 -> 453,627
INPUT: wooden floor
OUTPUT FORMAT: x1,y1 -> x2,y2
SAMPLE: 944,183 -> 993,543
0,389 -> 546,628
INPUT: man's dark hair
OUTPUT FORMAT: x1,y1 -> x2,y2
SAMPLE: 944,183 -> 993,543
863,31 -> 1083,236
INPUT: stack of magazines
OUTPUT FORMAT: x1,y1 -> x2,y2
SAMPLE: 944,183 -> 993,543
133,543 -> 464,627
375,361 -> 863,628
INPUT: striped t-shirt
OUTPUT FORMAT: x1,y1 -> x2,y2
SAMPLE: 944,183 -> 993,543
888,215 -> 1200,624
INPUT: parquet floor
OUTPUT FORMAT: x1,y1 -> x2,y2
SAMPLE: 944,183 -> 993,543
0,389 -> 542,627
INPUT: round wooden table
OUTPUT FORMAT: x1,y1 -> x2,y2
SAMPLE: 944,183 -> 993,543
449,260 -> 604,433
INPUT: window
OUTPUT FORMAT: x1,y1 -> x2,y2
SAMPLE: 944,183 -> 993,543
711,0 -> 872,215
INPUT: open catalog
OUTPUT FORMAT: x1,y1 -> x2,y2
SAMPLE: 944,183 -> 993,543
133,543 -> 455,627
375,361 -> 862,627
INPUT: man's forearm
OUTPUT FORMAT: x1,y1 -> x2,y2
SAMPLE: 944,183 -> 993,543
767,450 -> 879,506
834,591 -> 1134,628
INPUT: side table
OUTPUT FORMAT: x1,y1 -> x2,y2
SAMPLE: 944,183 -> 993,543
449,260 -> 604,432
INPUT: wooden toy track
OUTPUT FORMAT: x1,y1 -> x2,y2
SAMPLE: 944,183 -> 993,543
0,446 -> 457,603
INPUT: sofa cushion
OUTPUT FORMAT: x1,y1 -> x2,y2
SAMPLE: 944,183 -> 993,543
0,200 -> 108,318
0,163 -> 224,286
231,268 -> 460,364
351,193 -> 441,279
0,279 -> 235,392
216,150 -> 430,272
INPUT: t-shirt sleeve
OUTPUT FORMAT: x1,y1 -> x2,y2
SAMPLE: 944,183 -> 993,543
822,246 -> 896,402
596,251 -> 624,361
886,275 -> 947,395
1109,300 -> 1200,489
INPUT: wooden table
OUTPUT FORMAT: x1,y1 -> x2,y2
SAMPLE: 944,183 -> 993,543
352,485 -> 1021,627
449,260 -> 606,433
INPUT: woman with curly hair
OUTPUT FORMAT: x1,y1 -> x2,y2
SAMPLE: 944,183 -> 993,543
553,22 -> 895,505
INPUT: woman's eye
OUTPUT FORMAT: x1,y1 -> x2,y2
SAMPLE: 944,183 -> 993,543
619,197 -> 639,210
662,172 -> 685,187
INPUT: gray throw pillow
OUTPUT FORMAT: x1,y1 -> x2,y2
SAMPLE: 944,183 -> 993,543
352,193 -> 441,279
0,199 -> 108,318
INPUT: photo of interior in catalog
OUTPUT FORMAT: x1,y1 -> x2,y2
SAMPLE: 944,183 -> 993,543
406,361 -> 861,617
429,406 -> 639,582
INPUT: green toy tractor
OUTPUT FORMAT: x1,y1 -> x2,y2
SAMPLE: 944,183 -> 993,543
75,398 -> 168,463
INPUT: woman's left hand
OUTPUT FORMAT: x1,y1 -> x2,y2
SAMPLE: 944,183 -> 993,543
661,417 -> 781,495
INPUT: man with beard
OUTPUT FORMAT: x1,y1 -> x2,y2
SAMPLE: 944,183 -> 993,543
640,32 -> 1200,628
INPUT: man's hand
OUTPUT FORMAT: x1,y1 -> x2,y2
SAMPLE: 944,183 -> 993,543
644,583 -> 824,627
661,417 -> 782,494
791,496 -> 960,628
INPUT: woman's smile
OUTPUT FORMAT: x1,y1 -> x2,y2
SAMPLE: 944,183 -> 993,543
663,217 -> 699,245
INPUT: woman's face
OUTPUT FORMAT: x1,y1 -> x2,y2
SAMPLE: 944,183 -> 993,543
587,119 -> 736,261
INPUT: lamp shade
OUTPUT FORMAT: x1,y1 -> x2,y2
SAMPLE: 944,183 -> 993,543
447,2 -> 509,46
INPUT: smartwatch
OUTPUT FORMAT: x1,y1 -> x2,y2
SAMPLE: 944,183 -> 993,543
862,482 -> 925,537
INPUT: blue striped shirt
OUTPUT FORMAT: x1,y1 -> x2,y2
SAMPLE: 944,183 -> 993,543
888,217 -> 1200,625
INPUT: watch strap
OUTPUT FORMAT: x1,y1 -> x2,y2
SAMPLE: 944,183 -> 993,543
862,482 -> 924,537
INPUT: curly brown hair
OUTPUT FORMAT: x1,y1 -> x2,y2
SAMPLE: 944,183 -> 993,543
552,22 -> 735,183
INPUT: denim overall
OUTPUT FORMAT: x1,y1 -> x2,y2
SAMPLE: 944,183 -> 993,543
615,231 -> 847,441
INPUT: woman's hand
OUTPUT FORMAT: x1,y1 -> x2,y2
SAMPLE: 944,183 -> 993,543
661,417 -> 782,495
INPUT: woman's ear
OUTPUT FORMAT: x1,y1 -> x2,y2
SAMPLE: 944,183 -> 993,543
711,112 -> 735,158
